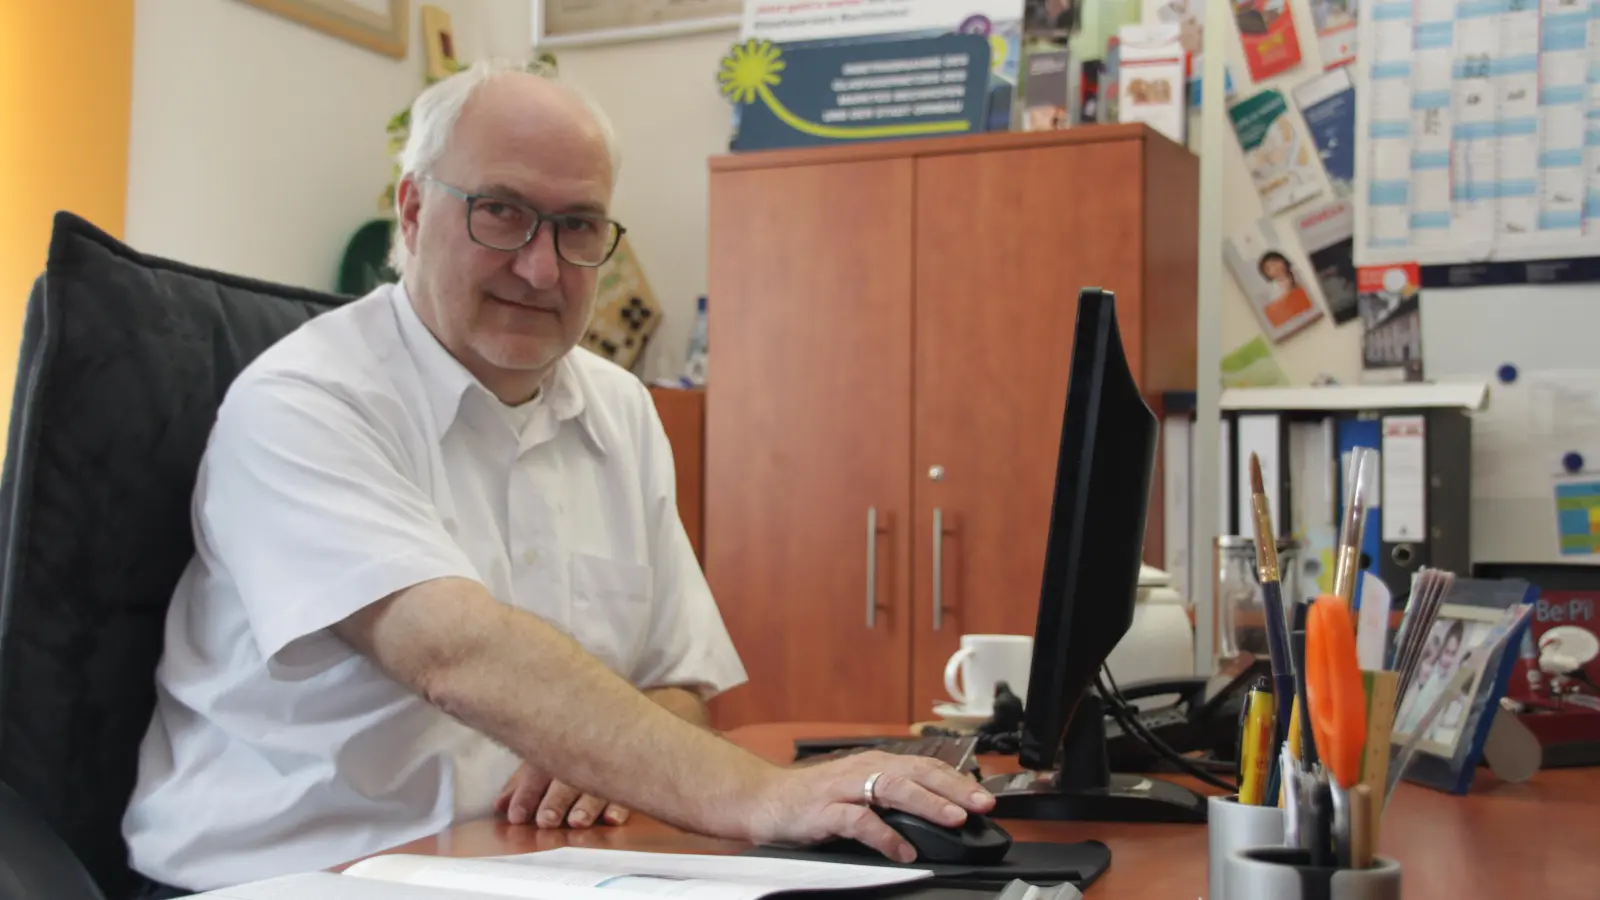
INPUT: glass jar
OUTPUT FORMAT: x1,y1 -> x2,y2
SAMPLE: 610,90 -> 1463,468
1213,536 -> 1302,665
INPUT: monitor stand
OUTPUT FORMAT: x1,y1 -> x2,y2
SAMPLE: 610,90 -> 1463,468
981,693 -> 1209,823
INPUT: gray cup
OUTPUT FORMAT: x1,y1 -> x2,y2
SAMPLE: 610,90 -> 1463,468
1224,847 -> 1401,900
1207,794 -> 1284,900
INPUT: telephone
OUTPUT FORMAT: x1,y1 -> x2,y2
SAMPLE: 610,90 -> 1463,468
1103,655 -> 1270,773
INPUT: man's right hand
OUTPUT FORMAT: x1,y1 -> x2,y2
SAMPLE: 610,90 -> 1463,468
741,750 -> 995,863
334,577 -> 995,863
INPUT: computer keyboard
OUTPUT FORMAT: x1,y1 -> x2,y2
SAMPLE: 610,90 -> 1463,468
875,734 -> 980,772
792,733 -> 981,775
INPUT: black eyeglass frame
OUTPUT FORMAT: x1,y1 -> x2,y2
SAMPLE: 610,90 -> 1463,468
423,176 -> 626,268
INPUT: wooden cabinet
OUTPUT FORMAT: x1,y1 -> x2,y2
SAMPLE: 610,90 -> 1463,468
648,386 -> 706,564
704,126 -> 1198,729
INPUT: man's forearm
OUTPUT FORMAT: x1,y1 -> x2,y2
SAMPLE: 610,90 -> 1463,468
645,686 -> 711,729
335,577 -> 771,838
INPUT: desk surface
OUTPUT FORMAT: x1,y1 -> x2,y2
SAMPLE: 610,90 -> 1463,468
375,722 -> 1600,898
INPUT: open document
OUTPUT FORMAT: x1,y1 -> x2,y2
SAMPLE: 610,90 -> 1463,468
186,847 -> 933,900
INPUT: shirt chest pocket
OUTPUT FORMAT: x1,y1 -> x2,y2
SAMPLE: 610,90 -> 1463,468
568,552 -> 654,679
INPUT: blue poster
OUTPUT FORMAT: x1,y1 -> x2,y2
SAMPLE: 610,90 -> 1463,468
1293,69 -> 1356,197
722,34 -> 992,152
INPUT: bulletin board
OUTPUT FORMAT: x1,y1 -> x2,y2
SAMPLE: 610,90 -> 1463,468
1193,0 -> 1600,567
1422,283 -> 1600,566
1196,0 -> 1369,388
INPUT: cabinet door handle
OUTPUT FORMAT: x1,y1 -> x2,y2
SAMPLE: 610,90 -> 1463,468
866,507 -> 880,628
932,507 -> 946,631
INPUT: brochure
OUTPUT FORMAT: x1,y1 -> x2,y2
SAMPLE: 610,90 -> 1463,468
1295,201 -> 1359,324
1232,0 -> 1304,80
1230,88 -> 1324,214
1220,335 -> 1292,387
1293,68 -> 1356,198
1144,0 -> 1207,103
1224,216 -> 1325,341
1356,264 -> 1424,382
1025,48 -> 1071,131
1310,0 -> 1357,67
1116,23 -> 1187,144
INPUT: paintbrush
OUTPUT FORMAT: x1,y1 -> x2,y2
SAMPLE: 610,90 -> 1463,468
1249,453 -> 1297,786
1332,447 -> 1378,607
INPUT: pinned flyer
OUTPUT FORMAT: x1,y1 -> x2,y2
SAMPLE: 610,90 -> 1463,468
1232,0 -> 1304,81
1230,88 -> 1324,214
1310,0 -> 1357,68
1293,69 -> 1355,198
1356,264 -> 1423,382
1554,478 -> 1600,556
1224,216 -> 1326,342
1295,202 -> 1359,324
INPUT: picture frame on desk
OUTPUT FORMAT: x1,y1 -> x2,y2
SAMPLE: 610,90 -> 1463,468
1393,577 -> 1536,794
1393,605 -> 1504,759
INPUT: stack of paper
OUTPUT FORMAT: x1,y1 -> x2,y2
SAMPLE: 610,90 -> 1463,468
182,847 -> 933,900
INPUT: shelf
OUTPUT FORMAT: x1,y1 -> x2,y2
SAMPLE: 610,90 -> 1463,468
1220,381 -> 1490,413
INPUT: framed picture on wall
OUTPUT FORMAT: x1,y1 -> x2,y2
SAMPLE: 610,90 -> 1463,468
533,0 -> 743,48
238,0 -> 409,59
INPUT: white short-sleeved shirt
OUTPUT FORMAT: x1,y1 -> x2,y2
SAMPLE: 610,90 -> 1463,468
121,282 -> 747,891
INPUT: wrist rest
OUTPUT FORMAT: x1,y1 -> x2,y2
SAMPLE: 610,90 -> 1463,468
741,839 -> 1110,892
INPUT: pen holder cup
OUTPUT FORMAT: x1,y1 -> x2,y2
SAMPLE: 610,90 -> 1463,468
1207,794 -> 1284,900
1223,847 -> 1401,900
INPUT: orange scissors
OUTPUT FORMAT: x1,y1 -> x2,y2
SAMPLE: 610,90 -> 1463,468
1306,594 -> 1366,790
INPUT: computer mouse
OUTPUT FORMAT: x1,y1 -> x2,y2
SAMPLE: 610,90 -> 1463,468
821,807 -> 1013,865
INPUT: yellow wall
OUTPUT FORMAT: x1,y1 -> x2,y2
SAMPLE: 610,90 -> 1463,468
0,0 -> 134,420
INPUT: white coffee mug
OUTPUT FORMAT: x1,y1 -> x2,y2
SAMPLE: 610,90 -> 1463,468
943,634 -> 1033,712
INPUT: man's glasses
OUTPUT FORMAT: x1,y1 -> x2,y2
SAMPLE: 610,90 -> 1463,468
424,177 -> 625,267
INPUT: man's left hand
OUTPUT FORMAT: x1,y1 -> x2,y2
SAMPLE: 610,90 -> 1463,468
496,762 -> 630,828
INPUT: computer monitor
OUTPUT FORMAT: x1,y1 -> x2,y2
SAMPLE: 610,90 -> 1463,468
981,288 -> 1208,824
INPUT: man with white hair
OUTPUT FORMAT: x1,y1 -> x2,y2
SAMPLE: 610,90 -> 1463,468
120,60 -> 993,899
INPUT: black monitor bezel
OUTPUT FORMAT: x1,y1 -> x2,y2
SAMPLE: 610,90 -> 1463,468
1015,288 -> 1158,775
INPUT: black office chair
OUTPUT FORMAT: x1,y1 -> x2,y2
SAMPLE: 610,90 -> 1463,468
0,212 -> 351,900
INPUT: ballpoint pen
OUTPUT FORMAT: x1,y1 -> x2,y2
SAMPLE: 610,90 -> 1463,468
1237,678 -> 1275,805
1247,454 -> 1296,793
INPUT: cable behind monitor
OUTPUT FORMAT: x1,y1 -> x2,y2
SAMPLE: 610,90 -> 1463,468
1095,668 -> 1238,793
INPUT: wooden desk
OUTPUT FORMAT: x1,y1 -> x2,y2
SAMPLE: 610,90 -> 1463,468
373,722 -> 1600,898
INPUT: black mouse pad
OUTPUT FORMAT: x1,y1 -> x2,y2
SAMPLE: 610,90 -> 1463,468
742,840 -> 1111,892
764,887 -> 1024,900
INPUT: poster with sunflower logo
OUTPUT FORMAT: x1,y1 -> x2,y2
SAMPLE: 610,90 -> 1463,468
720,34 -> 992,151
737,0 -> 1023,134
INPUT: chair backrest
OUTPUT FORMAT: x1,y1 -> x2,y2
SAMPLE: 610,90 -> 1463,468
0,212 -> 352,899
0,779 -> 107,900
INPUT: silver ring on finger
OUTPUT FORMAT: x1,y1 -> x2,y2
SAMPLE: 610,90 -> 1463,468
864,771 -> 884,805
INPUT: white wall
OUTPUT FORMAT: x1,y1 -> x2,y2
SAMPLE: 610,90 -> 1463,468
126,0 -> 531,292
128,0 -> 727,382
549,30 -> 738,382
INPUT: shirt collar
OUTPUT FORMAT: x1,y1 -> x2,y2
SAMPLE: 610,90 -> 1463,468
389,282 -> 606,455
